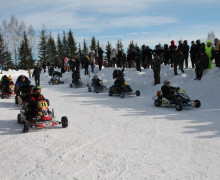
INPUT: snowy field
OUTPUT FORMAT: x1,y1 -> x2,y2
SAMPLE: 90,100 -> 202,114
0,66 -> 220,180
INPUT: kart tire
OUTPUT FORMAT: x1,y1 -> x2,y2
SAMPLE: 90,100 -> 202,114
15,96 -> 19,104
120,92 -> 125,98
49,81 -> 51,85
108,91 -> 113,96
154,99 -> 161,107
61,116 -> 68,128
70,84 -> 73,88
62,81 -> 64,84
22,121 -> 29,133
194,100 -> 201,108
175,102 -> 183,111
17,114 -> 23,124
88,87 -> 91,92
136,90 -> 140,96
1,94 -> 4,99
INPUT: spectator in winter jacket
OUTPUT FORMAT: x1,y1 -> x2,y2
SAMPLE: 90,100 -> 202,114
195,39 -> 201,59
163,44 -> 170,65
145,46 -> 153,68
213,38 -> 220,67
141,45 -> 147,68
110,48 -> 117,67
117,48 -> 123,68
32,66 -> 41,86
171,48 -> 184,75
151,53 -> 162,85
96,57 -> 103,71
72,69 -> 81,86
190,41 -> 197,68
182,40 -> 189,68
169,40 -> 177,66
0,75 -> 10,94
178,41 -> 184,71
134,47 -> 142,72
195,43 -> 209,80
205,40 -> 214,69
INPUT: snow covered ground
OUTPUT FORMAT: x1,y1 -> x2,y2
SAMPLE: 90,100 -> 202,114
0,66 -> 220,180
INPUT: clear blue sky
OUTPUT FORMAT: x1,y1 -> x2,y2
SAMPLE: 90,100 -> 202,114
0,0 -> 219,49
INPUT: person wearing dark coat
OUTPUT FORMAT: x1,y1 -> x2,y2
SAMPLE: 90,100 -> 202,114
32,66 -> 41,86
161,80 -> 180,102
141,45 -> 147,68
190,41 -> 197,68
0,75 -> 10,94
151,54 -> 162,85
134,47 -> 142,72
117,48 -> 123,68
145,46 -> 153,68
182,40 -> 189,68
178,41 -> 184,71
195,44 -> 209,80
163,44 -> 170,65
213,38 -> 220,67
42,63 -> 46,73
171,49 -> 184,75
169,40 -> 178,67
72,69 -> 81,86
195,39 -> 201,58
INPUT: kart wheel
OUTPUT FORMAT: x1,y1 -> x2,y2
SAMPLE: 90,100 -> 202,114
61,116 -> 68,128
88,87 -> 91,92
194,100 -> 201,108
154,99 -> 161,107
70,84 -> 73,88
62,81 -> 64,84
120,92 -> 125,98
15,96 -> 19,104
175,102 -> 183,111
1,94 -> 4,99
108,91 -> 113,96
49,81 -> 51,85
17,114 -> 23,124
22,121 -> 29,133
136,90 -> 140,96
95,90 -> 99,93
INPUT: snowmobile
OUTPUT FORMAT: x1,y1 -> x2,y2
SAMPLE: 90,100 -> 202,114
69,79 -> 85,88
0,81 -> 15,99
17,98 -> 68,133
152,88 -> 201,111
108,69 -> 140,98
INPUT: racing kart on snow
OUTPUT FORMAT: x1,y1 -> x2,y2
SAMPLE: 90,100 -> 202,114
0,82 -> 15,99
48,76 -> 64,85
17,98 -> 68,133
69,79 -> 85,88
87,80 -> 108,93
152,88 -> 201,111
108,82 -> 140,98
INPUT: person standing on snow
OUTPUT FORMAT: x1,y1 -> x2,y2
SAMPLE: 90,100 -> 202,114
169,40 -> 177,67
151,53 -> 162,85
205,40 -> 214,69
32,65 -> 41,86
195,43 -> 209,80
213,38 -> 220,67
190,41 -> 197,68
182,40 -> 189,68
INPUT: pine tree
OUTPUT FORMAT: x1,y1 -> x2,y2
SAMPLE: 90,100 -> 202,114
127,40 -> 135,53
82,39 -> 88,56
105,41 -> 112,67
62,31 -> 68,58
0,33 -> 13,70
67,29 -> 77,59
90,36 -> 96,52
47,33 -> 57,64
116,39 -> 123,51
38,29 -> 48,64
18,31 -> 34,69
57,33 -> 64,65
78,43 -> 82,59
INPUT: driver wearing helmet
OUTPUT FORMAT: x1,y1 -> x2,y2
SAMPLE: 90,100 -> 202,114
161,80 -> 180,101
0,75 -> 10,94
92,75 -> 101,87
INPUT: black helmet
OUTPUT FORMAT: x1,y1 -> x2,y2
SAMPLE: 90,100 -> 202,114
163,80 -> 170,86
